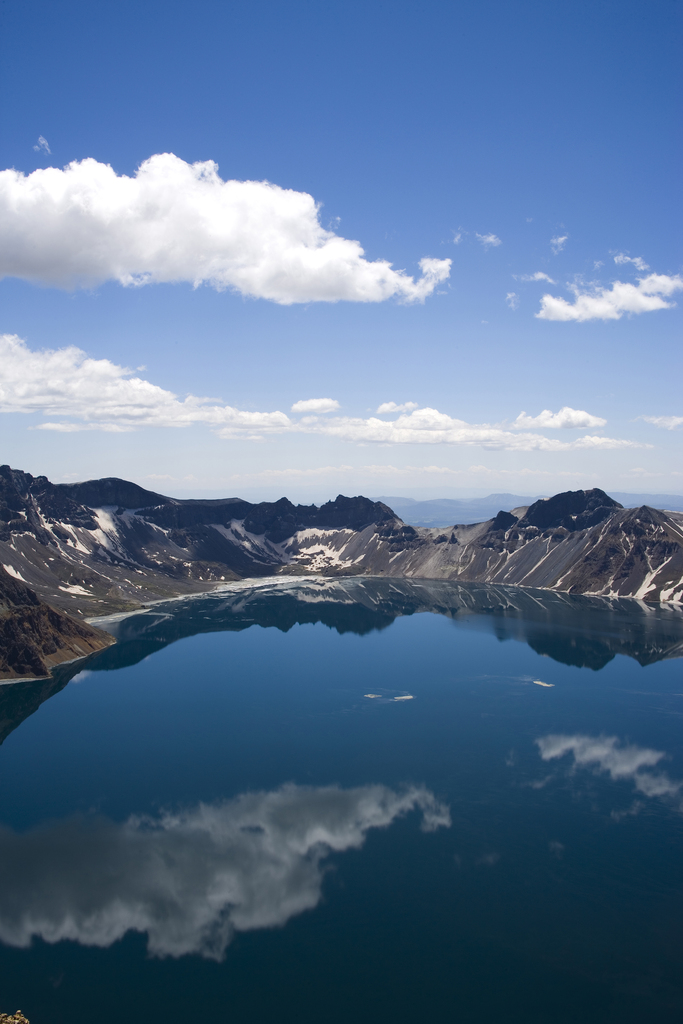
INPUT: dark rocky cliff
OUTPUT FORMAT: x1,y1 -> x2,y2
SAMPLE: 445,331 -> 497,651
0,565 -> 115,681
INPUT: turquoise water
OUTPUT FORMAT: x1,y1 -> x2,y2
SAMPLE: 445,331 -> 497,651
0,579 -> 682,1023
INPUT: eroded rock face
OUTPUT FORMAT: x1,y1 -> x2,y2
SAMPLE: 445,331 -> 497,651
0,468 -> 681,613
0,566 -> 114,681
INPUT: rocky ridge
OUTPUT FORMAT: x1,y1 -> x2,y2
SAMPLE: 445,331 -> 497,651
0,564 -> 114,681
1,465 -> 681,618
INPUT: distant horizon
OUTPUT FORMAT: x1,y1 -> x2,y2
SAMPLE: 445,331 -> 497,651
14,462 -> 682,507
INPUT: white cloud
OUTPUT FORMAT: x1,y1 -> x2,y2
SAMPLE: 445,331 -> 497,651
536,273 -> 683,321
271,408 -> 645,451
516,272 -> 556,284
0,153 -> 451,304
291,398 -> 340,414
550,235 -> 568,254
1,335 -> 649,451
476,233 -> 502,248
640,415 -> 683,430
506,292 -> 519,310
32,136 -> 51,154
452,231 -> 462,244
0,783 -> 450,960
537,734 -> 682,805
376,401 -> 419,414
0,333 -> 292,438
614,252 -> 649,272
513,407 -> 607,430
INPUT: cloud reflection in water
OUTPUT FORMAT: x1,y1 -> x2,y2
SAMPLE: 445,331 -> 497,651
0,783 -> 450,960
537,734 -> 683,806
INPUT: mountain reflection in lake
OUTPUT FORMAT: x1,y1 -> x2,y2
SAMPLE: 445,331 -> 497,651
0,578 -> 682,1023
95,576 -> 683,669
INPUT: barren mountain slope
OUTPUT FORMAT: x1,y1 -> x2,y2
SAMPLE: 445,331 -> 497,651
0,466 -> 681,610
358,492 -> 683,603
0,465 -> 395,615
0,565 -> 115,681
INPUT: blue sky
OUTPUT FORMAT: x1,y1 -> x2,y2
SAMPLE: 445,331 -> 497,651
0,0 -> 681,501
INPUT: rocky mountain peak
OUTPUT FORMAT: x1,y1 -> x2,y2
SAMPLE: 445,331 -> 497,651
518,488 -> 623,532
56,477 -> 173,510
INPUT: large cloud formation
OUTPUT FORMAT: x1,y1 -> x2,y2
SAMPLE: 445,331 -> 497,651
0,153 -> 451,304
0,334 -> 290,439
0,783 -> 450,960
536,273 -> 683,321
0,334 -> 648,450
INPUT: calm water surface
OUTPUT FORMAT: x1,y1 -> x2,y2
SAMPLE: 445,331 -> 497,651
0,578 -> 682,1023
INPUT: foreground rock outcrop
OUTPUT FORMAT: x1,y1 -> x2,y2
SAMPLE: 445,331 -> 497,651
0,465 -> 681,615
0,565 -> 115,681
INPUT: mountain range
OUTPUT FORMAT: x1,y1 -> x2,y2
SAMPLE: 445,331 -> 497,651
1,464 -> 681,648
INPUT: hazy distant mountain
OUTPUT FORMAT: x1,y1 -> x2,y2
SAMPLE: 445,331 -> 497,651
372,494 -> 544,526
607,493 -> 683,511
1,465 -> 682,634
373,492 -> 683,527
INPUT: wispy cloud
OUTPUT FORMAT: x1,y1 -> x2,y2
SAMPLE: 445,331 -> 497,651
227,465 -> 356,481
291,398 -> 340,414
0,153 -> 451,304
506,292 -> 519,310
614,252 -> 649,272
1,335 -> 649,451
639,415 -> 683,430
227,463 -> 590,483
536,273 -> 683,321
32,136 -> 51,154
513,407 -> 607,429
515,271 -> 556,284
550,235 -> 568,254
377,401 -> 418,414
476,233 -> 502,248
267,409 -> 643,451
